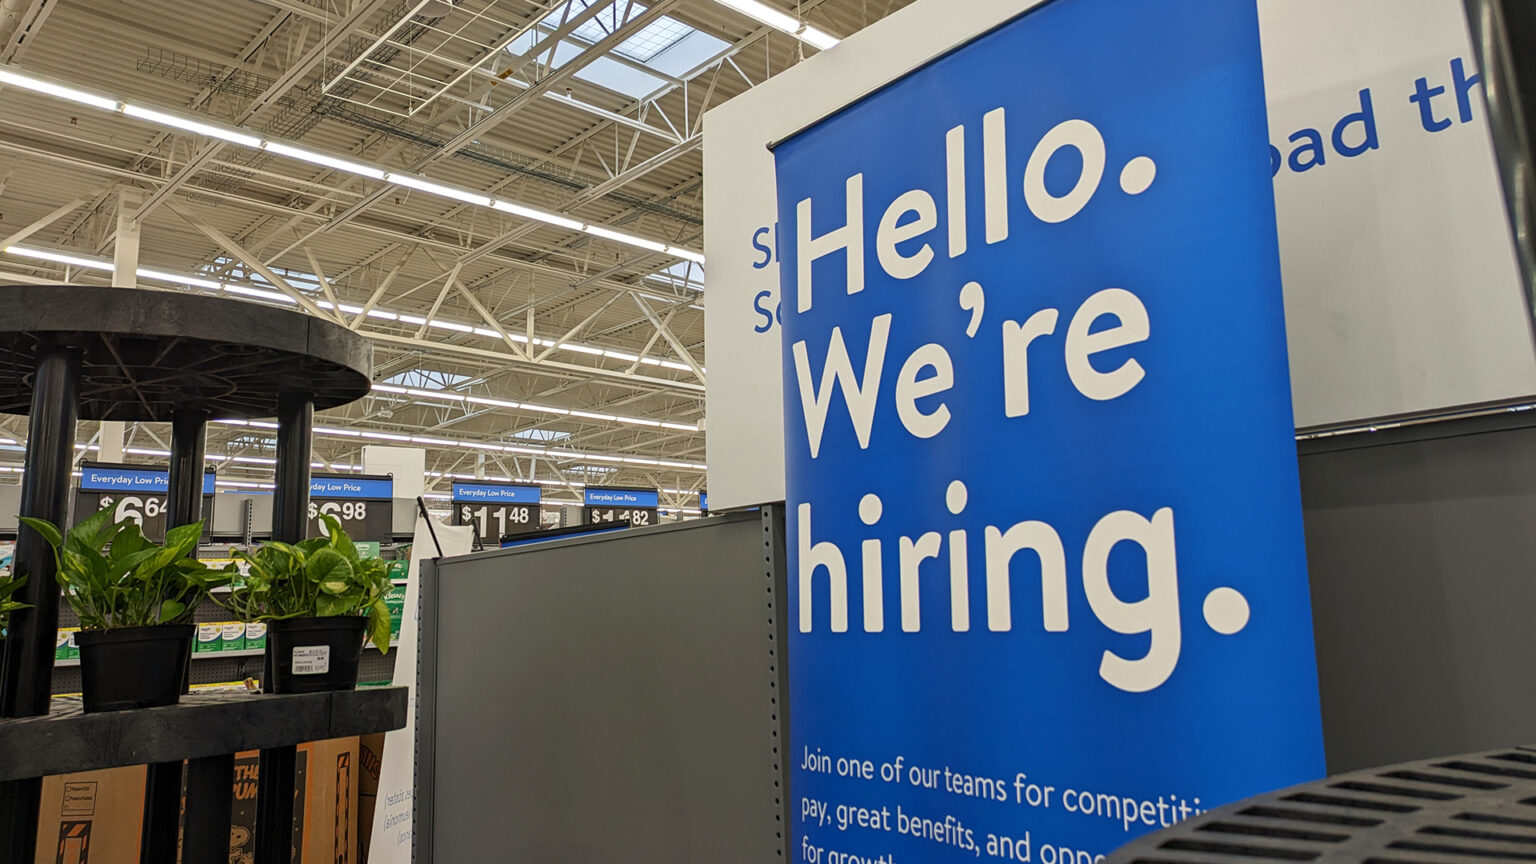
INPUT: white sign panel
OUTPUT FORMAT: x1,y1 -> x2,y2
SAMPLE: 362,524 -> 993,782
703,0 -> 1536,510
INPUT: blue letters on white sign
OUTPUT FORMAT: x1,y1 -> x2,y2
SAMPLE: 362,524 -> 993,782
774,1 -> 1323,861
310,475 -> 393,499
451,481 -> 542,504
582,487 -> 659,508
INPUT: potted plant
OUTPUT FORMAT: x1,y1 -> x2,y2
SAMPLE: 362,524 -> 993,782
21,504 -> 232,712
221,514 -> 391,694
0,567 -> 27,639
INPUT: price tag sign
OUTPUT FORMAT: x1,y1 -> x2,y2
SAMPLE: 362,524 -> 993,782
581,487 -> 659,528
450,481 -> 542,541
307,474 -> 393,542
75,463 -> 217,542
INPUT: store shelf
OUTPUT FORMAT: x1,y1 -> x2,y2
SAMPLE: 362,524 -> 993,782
0,687 -> 407,782
55,640 -> 399,668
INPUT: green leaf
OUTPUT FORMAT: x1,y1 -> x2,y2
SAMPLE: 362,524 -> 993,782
70,502 -> 116,550
162,522 -> 203,558
18,516 -> 62,549
108,523 -> 146,562
305,547 -> 352,590
315,592 -> 352,617
103,547 -> 162,583
157,600 -> 185,623
368,600 -> 392,655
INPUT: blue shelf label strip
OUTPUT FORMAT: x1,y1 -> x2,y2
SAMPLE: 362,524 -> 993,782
310,476 -> 393,499
451,482 -> 542,504
81,467 -> 217,495
582,488 -> 659,508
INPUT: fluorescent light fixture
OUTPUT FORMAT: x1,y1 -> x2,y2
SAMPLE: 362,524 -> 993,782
667,246 -> 707,265
6,246 -> 111,270
264,141 -> 386,180
385,172 -> 493,207
138,268 -> 221,290
491,199 -> 584,232
708,0 -> 839,49
0,67 -> 119,111
710,0 -> 799,32
797,25 -> 839,50
582,224 -> 667,255
122,104 -> 262,148
222,285 -> 295,304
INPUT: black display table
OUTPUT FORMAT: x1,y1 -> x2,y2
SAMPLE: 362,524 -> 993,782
1106,744 -> 1536,864
0,688 -> 407,781
0,285 -> 375,864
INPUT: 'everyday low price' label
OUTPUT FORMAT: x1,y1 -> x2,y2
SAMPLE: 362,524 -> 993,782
291,645 -> 331,675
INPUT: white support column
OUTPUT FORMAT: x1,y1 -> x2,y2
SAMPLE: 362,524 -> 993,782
112,187 -> 142,289
100,188 -> 140,464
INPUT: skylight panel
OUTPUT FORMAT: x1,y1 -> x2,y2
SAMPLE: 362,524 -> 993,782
552,1 -> 698,63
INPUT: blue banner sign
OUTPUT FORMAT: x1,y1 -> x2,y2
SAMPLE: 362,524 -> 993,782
774,2 -> 1323,862
80,465 -> 217,495
310,475 -> 393,499
700,491 -> 708,511
451,481 -> 542,504
583,487 -> 659,508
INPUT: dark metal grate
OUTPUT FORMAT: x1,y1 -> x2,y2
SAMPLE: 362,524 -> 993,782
1109,746 -> 1536,864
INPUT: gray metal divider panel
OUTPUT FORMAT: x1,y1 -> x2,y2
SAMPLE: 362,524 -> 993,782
417,509 -> 786,863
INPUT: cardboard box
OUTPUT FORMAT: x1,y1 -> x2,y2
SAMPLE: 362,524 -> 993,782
34,766 -> 146,864
54,630 -> 69,663
64,630 -> 78,661
358,733 -> 385,859
228,737 -> 360,863
195,623 -> 222,654
220,622 -> 246,652
245,622 -> 267,651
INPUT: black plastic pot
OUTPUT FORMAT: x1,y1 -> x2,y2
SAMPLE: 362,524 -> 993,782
75,624 -> 194,713
264,616 -> 366,694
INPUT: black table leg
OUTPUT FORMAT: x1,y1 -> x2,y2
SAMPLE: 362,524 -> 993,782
182,754 -> 234,863
140,761 -> 183,863
0,342 -> 80,864
0,779 -> 41,864
254,745 -> 296,864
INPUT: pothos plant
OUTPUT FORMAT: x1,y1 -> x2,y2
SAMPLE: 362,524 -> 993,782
20,504 -> 232,630
220,514 -> 392,653
0,570 -> 27,637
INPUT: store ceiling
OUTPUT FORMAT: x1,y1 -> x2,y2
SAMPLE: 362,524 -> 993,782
0,0 -> 914,509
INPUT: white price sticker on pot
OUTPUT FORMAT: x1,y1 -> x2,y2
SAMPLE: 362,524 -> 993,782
291,645 -> 331,675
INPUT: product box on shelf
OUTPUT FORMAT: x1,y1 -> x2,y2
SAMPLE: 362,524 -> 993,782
245,621 -> 267,651
385,584 -> 407,637
54,629 -> 70,662
219,622 -> 245,652
195,623 -> 221,655
64,630 -> 78,661
229,737 -> 360,863
33,766 -> 147,864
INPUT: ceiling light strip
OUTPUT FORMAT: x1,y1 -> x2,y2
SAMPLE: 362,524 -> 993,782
707,0 -> 839,50
0,64 -> 705,265
372,383 -> 698,432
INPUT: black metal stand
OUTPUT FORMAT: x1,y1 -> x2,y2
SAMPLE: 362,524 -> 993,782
0,343 -> 79,864
254,391 -> 314,864
141,409 -> 211,863
0,286 -> 373,864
